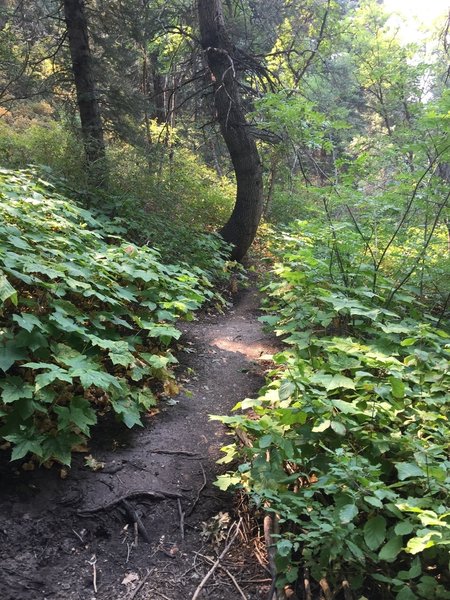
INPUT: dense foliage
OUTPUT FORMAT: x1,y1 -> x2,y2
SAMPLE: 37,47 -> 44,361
0,169 -> 230,465
215,222 -> 450,598
1,0 -> 449,596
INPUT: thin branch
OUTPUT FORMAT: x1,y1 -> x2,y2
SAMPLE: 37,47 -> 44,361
385,189 -> 450,307
191,518 -> 243,600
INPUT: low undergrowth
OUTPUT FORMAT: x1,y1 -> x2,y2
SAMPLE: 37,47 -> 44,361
0,168 -> 231,466
215,222 -> 450,599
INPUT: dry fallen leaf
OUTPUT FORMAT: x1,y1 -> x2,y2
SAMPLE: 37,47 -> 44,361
84,454 -> 105,471
22,461 -> 35,471
121,572 -> 139,585
163,380 -> 180,396
60,467 -> 69,479
72,443 -> 89,453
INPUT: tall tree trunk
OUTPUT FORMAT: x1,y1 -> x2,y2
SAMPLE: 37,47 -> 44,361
150,52 -> 167,124
0,0 -> 9,31
198,0 -> 263,261
63,0 -> 106,185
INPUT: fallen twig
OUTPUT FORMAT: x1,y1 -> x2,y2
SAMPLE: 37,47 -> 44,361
72,528 -> 84,543
126,541 -> 132,563
121,499 -> 151,544
177,497 -> 185,540
134,522 -> 139,547
197,552 -> 247,600
147,589 -> 171,600
128,569 -> 152,600
191,518 -> 243,600
146,448 -> 199,457
186,463 -> 207,517
77,489 -> 181,515
87,554 -> 97,593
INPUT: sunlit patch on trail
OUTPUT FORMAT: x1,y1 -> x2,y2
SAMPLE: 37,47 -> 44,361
211,335 -> 274,360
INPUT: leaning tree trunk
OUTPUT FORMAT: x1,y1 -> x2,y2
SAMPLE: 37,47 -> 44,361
198,0 -> 263,261
63,0 -> 106,185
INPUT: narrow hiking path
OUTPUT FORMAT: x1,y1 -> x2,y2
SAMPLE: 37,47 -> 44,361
0,283 -> 278,600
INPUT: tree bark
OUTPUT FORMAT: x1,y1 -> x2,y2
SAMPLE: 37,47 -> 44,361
198,0 -> 263,261
149,51 -> 167,124
0,0 -> 9,31
63,0 -> 106,185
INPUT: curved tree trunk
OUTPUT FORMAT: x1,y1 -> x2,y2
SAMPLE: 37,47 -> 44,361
198,0 -> 263,261
63,0 -> 106,186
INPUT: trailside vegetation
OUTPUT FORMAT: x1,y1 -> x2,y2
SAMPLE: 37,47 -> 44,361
0,168 -> 230,465
214,220 -> 450,599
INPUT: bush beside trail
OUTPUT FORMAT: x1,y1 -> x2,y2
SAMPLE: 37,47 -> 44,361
215,223 -> 450,600
0,168 -> 230,465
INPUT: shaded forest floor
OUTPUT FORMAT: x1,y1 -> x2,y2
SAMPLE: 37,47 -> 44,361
0,282 -> 279,600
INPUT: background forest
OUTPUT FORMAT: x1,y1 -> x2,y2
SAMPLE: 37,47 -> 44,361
0,0 -> 449,599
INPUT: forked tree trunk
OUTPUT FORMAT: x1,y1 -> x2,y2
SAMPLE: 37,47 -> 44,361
198,0 -> 263,261
63,0 -> 106,185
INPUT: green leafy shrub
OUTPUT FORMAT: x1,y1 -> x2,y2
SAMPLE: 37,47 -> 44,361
215,223 -> 450,599
0,110 -> 235,266
0,108 -> 86,183
0,168 -> 228,465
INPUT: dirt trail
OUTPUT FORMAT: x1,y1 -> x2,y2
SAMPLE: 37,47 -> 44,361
0,284 -> 278,600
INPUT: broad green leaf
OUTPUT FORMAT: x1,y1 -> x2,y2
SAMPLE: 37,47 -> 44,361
364,496 -> 383,509
390,377 -> 405,399
326,375 -> 356,391
395,521 -> 414,536
214,474 -> 241,491
279,410 -> 307,425
4,429 -> 45,461
54,397 -> 97,435
378,536 -> 403,562
332,399 -> 363,414
111,398 -> 143,428
331,420 -> 346,435
279,380 -> 296,400
395,462 -> 425,480
340,503 -> 358,524
41,432 -> 81,466
405,534 -> 438,555
0,273 -> 17,305
1,376 -> 34,403
259,434 -> 273,448
346,539 -> 365,561
136,388 -> 156,409
277,539 -> 293,557
312,419 -> 331,433
364,515 -> 387,550
35,367 -> 73,391
13,313 -> 44,333
0,344 -> 26,372
396,587 -> 418,600
69,368 -> 122,390
140,353 -> 172,369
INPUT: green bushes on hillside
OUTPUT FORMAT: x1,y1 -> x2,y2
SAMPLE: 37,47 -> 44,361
0,168 -> 230,465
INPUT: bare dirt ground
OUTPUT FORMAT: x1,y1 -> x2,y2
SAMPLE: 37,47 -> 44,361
0,283 -> 279,600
